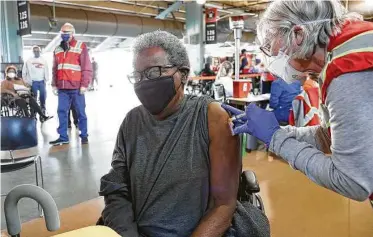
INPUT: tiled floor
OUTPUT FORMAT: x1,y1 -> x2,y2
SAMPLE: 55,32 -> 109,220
1,84 -> 373,236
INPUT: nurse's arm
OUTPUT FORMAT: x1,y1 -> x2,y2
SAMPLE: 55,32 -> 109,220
269,72 -> 372,201
281,125 -> 331,153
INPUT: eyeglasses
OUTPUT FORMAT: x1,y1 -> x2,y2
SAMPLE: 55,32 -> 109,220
127,65 -> 179,84
259,45 -> 272,57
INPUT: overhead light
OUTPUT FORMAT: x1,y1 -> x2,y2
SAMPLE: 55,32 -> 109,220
366,0 -> 373,6
196,0 -> 206,5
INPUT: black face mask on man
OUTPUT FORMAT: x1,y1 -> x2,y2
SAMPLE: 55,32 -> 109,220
134,75 -> 183,115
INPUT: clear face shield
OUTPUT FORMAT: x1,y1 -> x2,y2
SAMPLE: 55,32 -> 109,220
259,19 -> 331,83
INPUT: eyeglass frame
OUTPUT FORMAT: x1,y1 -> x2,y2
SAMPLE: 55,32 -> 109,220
127,65 -> 186,84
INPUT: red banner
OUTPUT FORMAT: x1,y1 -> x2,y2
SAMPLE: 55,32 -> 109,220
205,8 -> 217,44
206,8 -> 217,23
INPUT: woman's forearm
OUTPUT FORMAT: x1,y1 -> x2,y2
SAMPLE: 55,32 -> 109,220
191,203 -> 235,237
270,129 -> 370,201
281,125 -> 330,152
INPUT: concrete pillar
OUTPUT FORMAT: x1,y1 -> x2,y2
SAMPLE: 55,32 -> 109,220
0,0 -> 23,63
185,2 -> 204,75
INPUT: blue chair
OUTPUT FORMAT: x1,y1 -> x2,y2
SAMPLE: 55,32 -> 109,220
1,116 -> 44,216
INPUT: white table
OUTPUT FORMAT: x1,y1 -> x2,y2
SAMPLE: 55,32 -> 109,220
227,93 -> 271,106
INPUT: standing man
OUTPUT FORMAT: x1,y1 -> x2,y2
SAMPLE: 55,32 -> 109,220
50,22 -> 92,145
22,45 -> 49,113
89,57 -> 98,90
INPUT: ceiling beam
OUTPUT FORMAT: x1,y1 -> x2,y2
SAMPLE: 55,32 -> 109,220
113,0 -> 186,13
93,36 -> 116,52
156,1 -> 183,20
30,0 -> 186,20
43,34 -> 61,52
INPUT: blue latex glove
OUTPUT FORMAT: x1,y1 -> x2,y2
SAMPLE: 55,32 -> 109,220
221,103 -> 280,146
221,104 -> 247,126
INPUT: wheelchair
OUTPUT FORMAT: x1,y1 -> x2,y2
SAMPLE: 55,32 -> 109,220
1,92 -> 36,118
185,79 -> 203,96
238,170 -> 265,213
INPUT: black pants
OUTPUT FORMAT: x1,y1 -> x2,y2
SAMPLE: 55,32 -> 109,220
15,97 -> 45,118
68,103 -> 78,126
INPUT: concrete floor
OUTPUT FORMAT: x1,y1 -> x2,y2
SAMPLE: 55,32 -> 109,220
1,83 -> 141,229
1,83 -> 373,236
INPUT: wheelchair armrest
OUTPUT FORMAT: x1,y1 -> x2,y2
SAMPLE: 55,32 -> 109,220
242,170 -> 260,193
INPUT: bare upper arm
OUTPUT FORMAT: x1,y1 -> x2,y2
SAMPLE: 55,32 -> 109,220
207,102 -> 240,206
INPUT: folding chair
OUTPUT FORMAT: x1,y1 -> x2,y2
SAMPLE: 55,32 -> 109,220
1,116 -> 44,216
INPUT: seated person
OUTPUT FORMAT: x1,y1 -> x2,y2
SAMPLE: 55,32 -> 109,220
199,63 -> 215,76
1,65 -> 52,122
99,31 -> 269,237
269,76 -> 301,124
215,61 -> 234,97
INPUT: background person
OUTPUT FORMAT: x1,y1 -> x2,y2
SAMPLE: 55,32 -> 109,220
50,22 -> 92,146
269,77 -> 301,124
215,61 -> 234,97
89,57 -> 98,91
1,65 -> 52,121
301,73 -> 319,91
22,45 -> 49,113
199,63 -> 215,76
68,104 -> 78,129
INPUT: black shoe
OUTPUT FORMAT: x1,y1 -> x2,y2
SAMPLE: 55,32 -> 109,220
49,138 -> 69,146
81,137 -> 88,144
41,116 -> 53,123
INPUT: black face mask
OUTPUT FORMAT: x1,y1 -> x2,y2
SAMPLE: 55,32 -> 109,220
34,51 -> 40,58
60,41 -> 69,51
134,76 -> 181,115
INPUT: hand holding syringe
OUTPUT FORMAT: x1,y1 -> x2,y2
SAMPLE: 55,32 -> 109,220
221,103 -> 280,147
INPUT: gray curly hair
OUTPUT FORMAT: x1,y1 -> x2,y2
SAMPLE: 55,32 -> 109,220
257,0 -> 362,59
132,30 -> 190,69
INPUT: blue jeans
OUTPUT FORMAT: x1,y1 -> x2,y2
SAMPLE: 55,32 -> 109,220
57,89 -> 88,141
31,81 -> 46,110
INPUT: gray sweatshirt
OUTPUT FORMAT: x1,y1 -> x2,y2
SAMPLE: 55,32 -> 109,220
269,70 -> 373,201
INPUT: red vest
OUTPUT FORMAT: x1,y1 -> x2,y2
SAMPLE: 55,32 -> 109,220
320,21 -> 373,104
54,39 -> 84,82
289,88 -> 321,127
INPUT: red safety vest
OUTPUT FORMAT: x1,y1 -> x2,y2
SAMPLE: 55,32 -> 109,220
54,39 -> 84,82
289,88 -> 321,127
320,21 -> 373,104
319,21 -> 373,201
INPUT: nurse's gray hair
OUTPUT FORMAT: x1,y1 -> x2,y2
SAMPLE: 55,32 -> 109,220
132,30 -> 190,70
257,0 -> 362,59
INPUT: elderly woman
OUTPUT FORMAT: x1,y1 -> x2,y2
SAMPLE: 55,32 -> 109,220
99,31 -> 269,237
1,65 -> 52,122
215,61 -> 234,97
223,0 -> 373,202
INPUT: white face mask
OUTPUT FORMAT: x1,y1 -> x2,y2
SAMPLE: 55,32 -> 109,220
7,72 -> 16,79
266,51 -> 305,83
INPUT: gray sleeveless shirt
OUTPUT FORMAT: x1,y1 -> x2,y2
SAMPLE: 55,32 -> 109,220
123,95 -> 214,236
